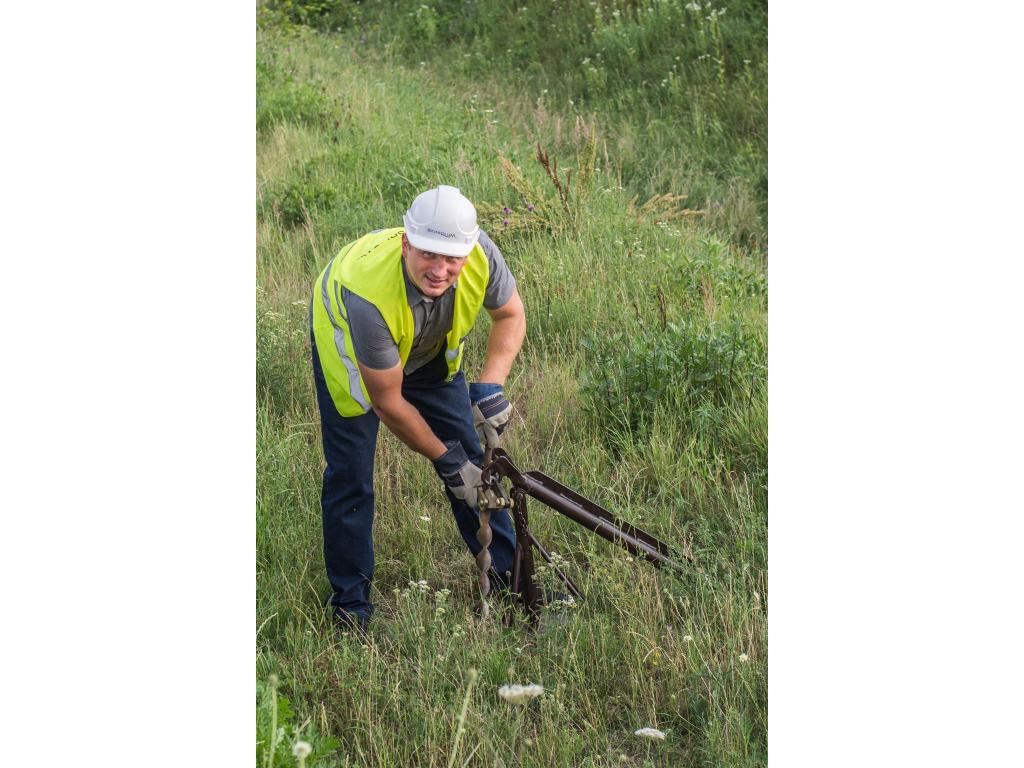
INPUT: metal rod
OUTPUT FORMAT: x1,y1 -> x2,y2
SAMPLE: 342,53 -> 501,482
515,472 -> 687,571
510,487 -> 540,623
523,469 -> 673,557
504,541 -> 524,628
509,532 -> 523,597
481,449 -> 688,572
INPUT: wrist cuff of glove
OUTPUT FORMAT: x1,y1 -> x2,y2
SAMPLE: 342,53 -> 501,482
469,382 -> 503,404
433,440 -> 469,475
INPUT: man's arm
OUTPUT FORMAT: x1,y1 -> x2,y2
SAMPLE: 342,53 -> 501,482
358,361 -> 448,460
479,288 -> 526,385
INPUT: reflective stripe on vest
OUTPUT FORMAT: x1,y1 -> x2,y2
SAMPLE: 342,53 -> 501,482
318,254 -> 370,413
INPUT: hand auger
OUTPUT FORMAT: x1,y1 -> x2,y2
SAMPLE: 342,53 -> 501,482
475,448 -> 692,626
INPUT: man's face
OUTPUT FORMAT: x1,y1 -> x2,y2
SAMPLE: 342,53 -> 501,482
401,235 -> 467,298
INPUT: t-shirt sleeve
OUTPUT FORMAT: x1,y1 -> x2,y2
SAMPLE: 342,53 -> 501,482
341,287 -> 401,370
477,229 -> 517,310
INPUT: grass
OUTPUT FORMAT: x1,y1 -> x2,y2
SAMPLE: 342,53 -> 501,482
257,5 -> 766,766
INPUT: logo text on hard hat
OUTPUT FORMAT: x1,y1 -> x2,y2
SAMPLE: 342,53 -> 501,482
426,228 -> 456,239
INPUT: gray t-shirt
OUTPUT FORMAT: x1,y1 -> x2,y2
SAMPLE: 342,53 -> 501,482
343,229 -> 516,374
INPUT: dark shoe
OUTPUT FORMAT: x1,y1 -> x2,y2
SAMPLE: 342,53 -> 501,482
332,607 -> 370,636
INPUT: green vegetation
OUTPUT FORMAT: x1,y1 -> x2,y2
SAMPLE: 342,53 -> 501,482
258,675 -> 342,766
257,2 -> 766,765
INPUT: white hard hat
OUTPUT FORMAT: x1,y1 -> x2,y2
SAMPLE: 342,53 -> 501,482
402,185 -> 480,257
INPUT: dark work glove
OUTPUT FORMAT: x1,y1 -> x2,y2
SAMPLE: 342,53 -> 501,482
433,440 -> 483,510
469,382 -> 511,452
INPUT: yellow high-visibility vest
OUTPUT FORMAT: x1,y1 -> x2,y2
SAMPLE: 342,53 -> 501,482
311,227 -> 489,417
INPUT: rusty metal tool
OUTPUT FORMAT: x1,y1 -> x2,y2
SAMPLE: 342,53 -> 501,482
477,449 -> 690,624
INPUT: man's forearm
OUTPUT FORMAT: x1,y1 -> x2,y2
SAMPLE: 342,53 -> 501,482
479,313 -> 526,384
373,397 -> 448,460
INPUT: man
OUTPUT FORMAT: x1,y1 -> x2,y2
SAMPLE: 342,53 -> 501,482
309,185 -> 526,632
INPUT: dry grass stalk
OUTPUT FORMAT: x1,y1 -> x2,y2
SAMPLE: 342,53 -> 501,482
701,275 -> 717,320
627,193 -> 705,223
536,144 -> 572,214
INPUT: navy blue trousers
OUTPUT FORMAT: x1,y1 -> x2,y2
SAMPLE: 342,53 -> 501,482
311,337 -> 517,620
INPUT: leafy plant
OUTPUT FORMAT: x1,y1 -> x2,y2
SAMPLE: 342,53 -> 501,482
668,235 -> 768,302
404,3 -> 439,47
581,317 -> 765,438
258,0 -> 364,32
261,160 -> 337,228
257,676 -> 341,767
257,49 -> 335,131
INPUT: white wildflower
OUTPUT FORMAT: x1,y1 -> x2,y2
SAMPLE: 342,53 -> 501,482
683,634 -> 693,643
418,515 -> 431,522
498,683 -> 544,704
634,727 -> 667,741
739,653 -> 749,663
292,741 -> 312,759
685,2 -> 701,10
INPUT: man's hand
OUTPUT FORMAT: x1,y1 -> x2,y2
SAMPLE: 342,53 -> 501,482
433,440 -> 484,510
470,383 -> 512,451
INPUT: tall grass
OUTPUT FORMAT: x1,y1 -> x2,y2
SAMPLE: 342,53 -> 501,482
258,0 -> 767,252
257,5 -> 766,765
